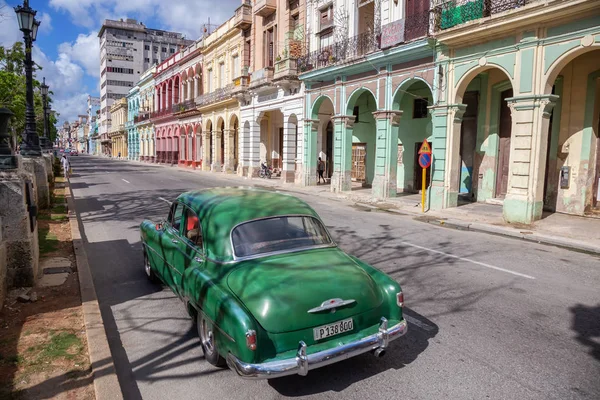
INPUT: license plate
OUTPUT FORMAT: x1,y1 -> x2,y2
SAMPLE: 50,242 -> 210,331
313,318 -> 354,340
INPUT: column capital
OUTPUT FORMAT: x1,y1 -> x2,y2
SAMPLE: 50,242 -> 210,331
372,110 -> 403,126
303,119 -> 320,131
506,94 -> 559,118
331,115 -> 356,129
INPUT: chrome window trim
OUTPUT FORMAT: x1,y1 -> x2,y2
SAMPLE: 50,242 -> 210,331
229,214 -> 336,261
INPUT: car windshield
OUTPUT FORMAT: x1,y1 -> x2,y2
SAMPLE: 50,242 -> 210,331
231,216 -> 332,258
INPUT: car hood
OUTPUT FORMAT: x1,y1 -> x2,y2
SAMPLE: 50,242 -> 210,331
227,248 -> 383,334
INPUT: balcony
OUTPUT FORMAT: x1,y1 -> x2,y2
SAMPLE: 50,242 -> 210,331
233,2 -> 252,30
196,84 -> 234,108
134,112 -> 151,123
254,0 -> 276,17
172,100 -> 198,114
379,9 -> 430,48
273,58 -> 298,80
232,67 -> 251,95
249,67 -> 274,89
298,31 -> 379,74
431,0 -> 534,31
150,109 -> 172,120
125,121 -> 134,129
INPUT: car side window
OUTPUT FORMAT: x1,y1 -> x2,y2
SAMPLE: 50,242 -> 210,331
182,207 -> 203,248
168,202 -> 184,232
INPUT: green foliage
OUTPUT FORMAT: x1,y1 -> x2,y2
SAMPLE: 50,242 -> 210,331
0,42 -> 60,144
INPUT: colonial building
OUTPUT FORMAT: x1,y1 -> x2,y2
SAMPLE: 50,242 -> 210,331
126,86 -> 140,161
197,14 -> 243,173
430,0 -> 600,222
109,98 -> 128,158
136,66 -> 156,162
299,0 -> 434,197
238,0 -> 306,182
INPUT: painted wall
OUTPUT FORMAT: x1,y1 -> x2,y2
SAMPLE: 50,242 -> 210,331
396,82 -> 432,192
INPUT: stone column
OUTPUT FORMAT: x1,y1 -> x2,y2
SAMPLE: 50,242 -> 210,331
503,95 -> 558,224
302,119 -> 319,186
247,120 -> 261,177
0,157 -> 40,288
22,157 -> 50,210
202,130 -> 211,171
211,130 -> 222,172
330,115 -> 355,193
238,122 -> 248,177
372,110 -> 403,199
223,129 -> 234,173
282,119 -> 297,183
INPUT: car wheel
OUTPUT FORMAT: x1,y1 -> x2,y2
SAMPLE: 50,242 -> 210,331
197,313 -> 227,367
143,249 -> 159,283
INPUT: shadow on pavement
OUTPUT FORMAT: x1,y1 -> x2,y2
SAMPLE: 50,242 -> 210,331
570,303 -> 600,363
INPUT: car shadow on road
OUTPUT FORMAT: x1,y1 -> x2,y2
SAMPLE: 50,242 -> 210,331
268,307 -> 438,396
570,303 -> 600,363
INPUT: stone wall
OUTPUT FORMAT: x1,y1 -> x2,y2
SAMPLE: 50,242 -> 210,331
0,217 -> 7,310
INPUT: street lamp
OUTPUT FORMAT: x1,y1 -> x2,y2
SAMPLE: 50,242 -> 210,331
14,0 -> 42,157
40,77 -> 52,151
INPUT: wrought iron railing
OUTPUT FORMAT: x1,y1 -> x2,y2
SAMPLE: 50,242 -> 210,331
150,109 -> 172,119
172,99 -> 197,114
134,112 -> 151,123
405,10 -> 431,41
195,84 -> 234,107
297,31 -> 378,74
431,0 -> 531,31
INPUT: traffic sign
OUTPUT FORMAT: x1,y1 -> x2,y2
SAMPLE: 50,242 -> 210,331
418,153 -> 432,169
418,139 -> 431,154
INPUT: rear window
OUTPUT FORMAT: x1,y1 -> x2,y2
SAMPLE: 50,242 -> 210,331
231,216 -> 332,258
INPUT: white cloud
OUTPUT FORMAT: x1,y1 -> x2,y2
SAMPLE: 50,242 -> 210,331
49,0 -> 96,28
0,1 -> 21,47
39,12 -> 53,34
58,32 -> 100,77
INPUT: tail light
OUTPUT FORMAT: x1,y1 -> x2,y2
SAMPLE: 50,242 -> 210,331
396,292 -> 404,308
246,329 -> 257,351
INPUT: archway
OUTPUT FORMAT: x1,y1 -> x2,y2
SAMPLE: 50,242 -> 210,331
310,95 -> 334,185
392,78 -> 434,194
204,119 -> 213,171
283,114 -> 298,182
544,49 -> 600,215
217,117 -> 225,171
229,114 -> 239,172
345,89 -> 378,188
194,125 -> 202,168
453,66 -> 515,204
242,120 -> 251,176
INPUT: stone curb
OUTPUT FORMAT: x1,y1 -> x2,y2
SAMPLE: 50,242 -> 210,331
65,178 -> 124,400
92,155 -> 600,256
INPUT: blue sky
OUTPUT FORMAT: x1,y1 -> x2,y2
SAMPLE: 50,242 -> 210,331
0,0 -> 240,124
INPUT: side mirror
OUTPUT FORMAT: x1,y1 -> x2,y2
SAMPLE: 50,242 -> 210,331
155,222 -> 163,231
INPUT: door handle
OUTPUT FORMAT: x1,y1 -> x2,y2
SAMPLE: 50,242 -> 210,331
194,257 -> 203,263
171,239 -> 179,244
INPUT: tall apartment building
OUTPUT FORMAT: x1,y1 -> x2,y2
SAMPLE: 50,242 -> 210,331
97,18 -> 194,138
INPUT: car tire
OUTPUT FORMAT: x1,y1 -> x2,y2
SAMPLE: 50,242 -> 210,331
197,313 -> 227,368
143,249 -> 159,283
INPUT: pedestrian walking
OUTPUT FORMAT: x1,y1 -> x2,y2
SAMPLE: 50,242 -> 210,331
60,154 -> 70,178
118,151 -> 121,159
317,157 -> 325,184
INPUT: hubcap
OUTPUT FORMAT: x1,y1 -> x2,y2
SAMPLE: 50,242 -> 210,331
200,318 -> 215,355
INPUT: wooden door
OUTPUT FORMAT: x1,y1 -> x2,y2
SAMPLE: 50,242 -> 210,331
352,143 -> 367,181
496,89 -> 513,198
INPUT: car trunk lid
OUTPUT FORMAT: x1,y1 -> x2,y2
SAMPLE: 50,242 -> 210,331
227,248 -> 383,334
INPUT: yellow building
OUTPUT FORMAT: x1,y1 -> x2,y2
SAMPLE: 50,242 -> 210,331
197,14 -> 245,173
109,98 -> 128,158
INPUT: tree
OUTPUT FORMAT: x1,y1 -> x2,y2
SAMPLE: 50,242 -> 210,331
0,42 -> 58,145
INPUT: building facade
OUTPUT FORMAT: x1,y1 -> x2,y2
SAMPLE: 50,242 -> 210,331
109,98 -> 128,158
299,0 -> 433,198
87,96 -> 100,154
98,19 -> 193,151
136,66 -> 156,162
126,86 -> 140,160
430,0 -> 600,222
238,0 -> 306,182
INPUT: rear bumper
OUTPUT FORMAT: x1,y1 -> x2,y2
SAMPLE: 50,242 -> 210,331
226,317 -> 407,380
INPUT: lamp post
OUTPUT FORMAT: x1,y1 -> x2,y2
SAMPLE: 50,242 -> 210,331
40,77 -> 52,151
14,0 -> 41,157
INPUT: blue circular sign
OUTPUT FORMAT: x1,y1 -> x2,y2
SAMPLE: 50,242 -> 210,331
419,153 -> 432,169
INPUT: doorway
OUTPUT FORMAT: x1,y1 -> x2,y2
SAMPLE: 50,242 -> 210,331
460,91 -> 479,199
326,121 -> 333,178
495,88 -> 513,198
278,127 -> 284,170
352,143 -> 367,182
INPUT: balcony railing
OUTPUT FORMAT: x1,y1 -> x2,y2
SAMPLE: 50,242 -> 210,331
254,0 -> 276,17
233,2 -> 253,30
273,58 -> 298,80
298,31 -> 379,74
150,109 -> 172,119
196,84 -> 234,107
134,112 -> 151,123
249,67 -> 274,88
172,99 -> 197,114
431,0 -> 532,31
125,121 -> 134,129
232,68 -> 251,95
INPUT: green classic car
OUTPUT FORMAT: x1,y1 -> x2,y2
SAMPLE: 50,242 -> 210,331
140,188 -> 407,379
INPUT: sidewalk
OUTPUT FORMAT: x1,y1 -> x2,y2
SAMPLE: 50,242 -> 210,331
107,157 -> 600,256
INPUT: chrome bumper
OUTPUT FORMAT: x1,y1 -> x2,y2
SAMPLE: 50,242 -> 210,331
226,317 -> 407,380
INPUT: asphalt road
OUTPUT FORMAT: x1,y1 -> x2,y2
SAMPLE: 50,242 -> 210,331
68,155 -> 600,400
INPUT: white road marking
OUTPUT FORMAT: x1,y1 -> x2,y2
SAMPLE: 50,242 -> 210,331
404,315 -> 435,331
399,240 -> 536,280
158,197 -> 172,205
122,179 -> 130,184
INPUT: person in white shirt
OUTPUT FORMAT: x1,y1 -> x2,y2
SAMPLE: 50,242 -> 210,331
61,154 -> 70,178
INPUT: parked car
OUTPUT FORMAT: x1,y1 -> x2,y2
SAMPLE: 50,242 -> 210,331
140,188 -> 407,379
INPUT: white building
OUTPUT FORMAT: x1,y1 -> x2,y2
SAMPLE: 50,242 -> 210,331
97,19 -> 193,141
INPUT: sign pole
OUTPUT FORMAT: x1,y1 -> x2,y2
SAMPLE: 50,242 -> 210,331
422,166 -> 426,213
